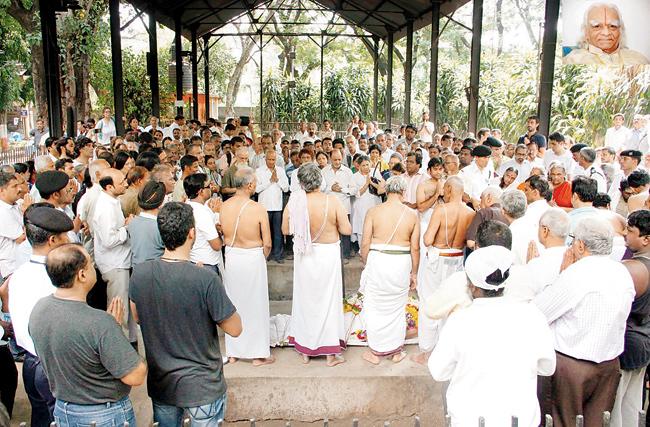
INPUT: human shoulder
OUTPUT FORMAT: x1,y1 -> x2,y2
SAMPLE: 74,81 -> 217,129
621,49 -> 650,65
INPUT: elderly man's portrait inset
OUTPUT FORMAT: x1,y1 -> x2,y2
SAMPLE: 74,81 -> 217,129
562,1 -> 650,65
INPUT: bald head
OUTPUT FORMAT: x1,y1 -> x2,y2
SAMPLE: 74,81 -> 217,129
98,168 -> 127,196
46,244 -> 92,289
445,176 -> 464,193
89,159 -> 110,184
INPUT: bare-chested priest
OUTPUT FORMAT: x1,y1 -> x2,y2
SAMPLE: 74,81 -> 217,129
220,166 -> 274,366
412,176 -> 475,364
282,162 -> 352,366
360,175 -> 420,364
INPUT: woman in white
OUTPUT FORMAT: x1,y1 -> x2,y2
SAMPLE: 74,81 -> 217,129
95,107 -> 116,146
351,155 -> 382,247
360,176 -> 419,364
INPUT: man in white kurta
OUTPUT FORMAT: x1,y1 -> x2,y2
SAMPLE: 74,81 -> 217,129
429,246 -> 556,427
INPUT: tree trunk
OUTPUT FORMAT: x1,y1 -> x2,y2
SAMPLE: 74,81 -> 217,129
512,0 -> 539,49
224,36 -> 256,117
496,0 -> 504,55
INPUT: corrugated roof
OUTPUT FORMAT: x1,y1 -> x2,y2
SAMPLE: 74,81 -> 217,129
126,0 -> 471,40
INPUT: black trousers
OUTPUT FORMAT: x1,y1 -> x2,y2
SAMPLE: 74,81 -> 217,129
341,214 -> 351,258
23,353 -> 55,427
0,345 -> 17,417
268,211 -> 284,261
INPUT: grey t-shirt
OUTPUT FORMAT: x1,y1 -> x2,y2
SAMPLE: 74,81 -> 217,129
129,260 -> 236,407
127,214 -> 164,265
29,295 -> 142,404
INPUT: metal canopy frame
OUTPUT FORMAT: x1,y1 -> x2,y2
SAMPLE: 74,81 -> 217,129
38,0 -> 561,137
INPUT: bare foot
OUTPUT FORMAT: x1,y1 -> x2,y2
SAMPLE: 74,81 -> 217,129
392,351 -> 407,364
362,350 -> 380,365
252,356 -> 275,366
410,351 -> 431,365
326,355 -> 345,367
301,354 -> 310,364
228,357 -> 238,364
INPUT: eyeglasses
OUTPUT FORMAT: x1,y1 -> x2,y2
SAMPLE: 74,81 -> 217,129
568,233 -> 575,244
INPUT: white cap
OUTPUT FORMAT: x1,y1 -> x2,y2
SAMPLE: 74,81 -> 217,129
465,246 -> 514,291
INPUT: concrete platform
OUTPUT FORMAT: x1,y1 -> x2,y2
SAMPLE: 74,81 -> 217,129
267,258 -> 363,301
11,345 -> 444,427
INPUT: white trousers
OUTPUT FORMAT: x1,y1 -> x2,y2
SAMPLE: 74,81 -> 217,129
102,268 -> 137,342
611,366 -> 646,427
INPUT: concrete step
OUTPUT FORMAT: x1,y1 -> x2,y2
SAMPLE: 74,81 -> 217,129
267,257 -> 363,301
224,345 -> 444,425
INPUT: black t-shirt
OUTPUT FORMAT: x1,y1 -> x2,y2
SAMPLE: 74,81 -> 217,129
129,260 -> 236,407
517,133 -> 547,149
29,296 -> 141,404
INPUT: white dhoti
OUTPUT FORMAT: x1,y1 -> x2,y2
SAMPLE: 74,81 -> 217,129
224,246 -> 271,359
417,247 -> 465,352
360,244 -> 411,356
289,241 -> 346,356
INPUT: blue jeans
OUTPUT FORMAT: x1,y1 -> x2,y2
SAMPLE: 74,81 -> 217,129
54,396 -> 135,427
153,395 -> 226,427
23,353 -> 55,427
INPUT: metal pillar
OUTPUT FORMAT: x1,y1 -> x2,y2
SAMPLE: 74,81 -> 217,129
372,36 -> 379,121
203,35 -> 210,119
320,34 -> 324,123
404,20 -> 414,125
467,0 -> 484,135
39,0 -> 63,137
429,1 -> 441,126
174,16 -> 184,117
109,0 -> 125,135
149,10 -> 160,118
385,31 -> 394,129
538,0 -> 560,136
191,28 -> 199,120
259,32 -> 263,132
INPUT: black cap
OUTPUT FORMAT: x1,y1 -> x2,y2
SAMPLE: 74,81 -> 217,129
472,145 -> 492,157
35,171 -> 69,197
569,143 -> 588,153
25,206 -> 73,233
484,136 -> 503,148
620,149 -> 643,159
138,180 -> 166,210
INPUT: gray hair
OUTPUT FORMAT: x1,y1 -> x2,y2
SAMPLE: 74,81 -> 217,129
539,208 -> 570,239
573,217 -> 613,255
549,161 -> 566,174
232,165 -> 255,188
580,147 -> 597,164
580,3 -> 626,49
385,175 -> 407,195
389,152 -> 403,162
357,155 -> 370,164
481,186 -> 503,202
297,163 -> 323,193
34,155 -> 53,172
0,164 -> 15,174
501,189 -> 527,219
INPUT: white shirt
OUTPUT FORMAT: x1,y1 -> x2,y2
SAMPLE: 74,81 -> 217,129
534,255 -> 635,362
574,164 -> 607,193
509,214 -> 544,266
543,150 -> 573,175
419,121 -> 435,143
526,245 -> 566,295
7,255 -> 53,355
0,200 -> 24,278
95,118 -> 116,146
429,297 -> 556,427
187,201 -> 223,267
255,165 -> 289,212
91,191 -> 131,272
605,126 -> 630,152
459,162 -> 494,201
322,164 -> 357,214
381,148 -> 395,164
403,172 -> 426,205
498,159 -> 532,184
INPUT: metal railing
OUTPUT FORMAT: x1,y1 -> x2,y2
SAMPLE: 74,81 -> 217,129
0,145 -> 43,165
15,411 -> 648,426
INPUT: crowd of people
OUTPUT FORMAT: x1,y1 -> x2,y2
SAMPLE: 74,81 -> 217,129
0,109 -> 649,426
